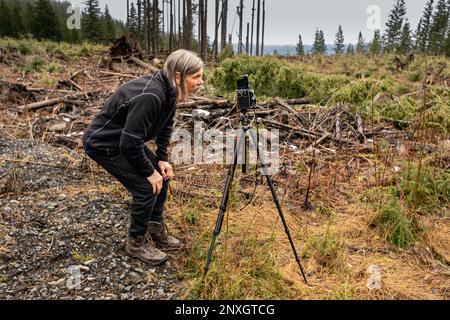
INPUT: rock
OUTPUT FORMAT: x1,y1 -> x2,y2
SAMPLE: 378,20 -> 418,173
120,293 -> 128,300
124,285 -> 132,292
47,203 -> 57,210
84,287 -> 91,292
133,268 -> 144,274
156,288 -> 165,295
129,272 -> 142,284
3,207 -> 12,213
48,278 -> 65,286
83,258 -> 96,266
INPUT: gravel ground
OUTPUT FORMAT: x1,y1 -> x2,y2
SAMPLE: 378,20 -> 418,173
0,139 -> 183,300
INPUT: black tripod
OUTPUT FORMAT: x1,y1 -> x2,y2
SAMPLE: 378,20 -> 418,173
203,112 -> 308,284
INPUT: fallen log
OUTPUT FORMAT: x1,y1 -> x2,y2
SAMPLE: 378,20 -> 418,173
177,97 -> 312,110
177,98 -> 233,110
18,92 -> 92,113
129,56 -> 158,73
98,70 -> 139,78
263,119 -> 364,147
260,97 -> 311,108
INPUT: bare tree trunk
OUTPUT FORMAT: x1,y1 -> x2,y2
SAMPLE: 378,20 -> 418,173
246,22 -> 249,54
221,0 -> 228,50
127,0 -> 130,37
198,0 -> 208,60
178,0 -> 182,48
250,0 -> 255,55
153,0 -> 159,53
199,0 -> 203,56
170,0 -> 174,51
256,0 -> 260,56
182,0 -> 186,48
186,0 -> 192,50
138,0 -> 142,43
203,0 -> 208,60
143,0 -> 149,53
162,0 -> 165,52
214,0 -> 219,59
238,0 -> 243,54
261,0 -> 265,56
150,0 -> 153,52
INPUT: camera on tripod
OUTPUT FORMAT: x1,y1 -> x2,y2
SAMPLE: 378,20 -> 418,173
236,75 -> 257,112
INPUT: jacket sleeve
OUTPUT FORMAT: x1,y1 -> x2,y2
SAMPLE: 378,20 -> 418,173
119,94 -> 160,177
155,108 -> 175,162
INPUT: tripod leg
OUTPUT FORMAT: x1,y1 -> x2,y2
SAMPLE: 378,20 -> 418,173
248,130 -> 308,284
204,136 -> 242,277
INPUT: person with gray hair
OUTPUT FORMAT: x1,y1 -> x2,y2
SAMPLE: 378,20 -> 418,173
82,50 -> 204,265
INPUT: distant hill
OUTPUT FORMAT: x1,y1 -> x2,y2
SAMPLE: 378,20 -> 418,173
232,44 -> 343,55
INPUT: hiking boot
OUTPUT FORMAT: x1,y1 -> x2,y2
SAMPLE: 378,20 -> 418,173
125,235 -> 168,266
147,221 -> 183,250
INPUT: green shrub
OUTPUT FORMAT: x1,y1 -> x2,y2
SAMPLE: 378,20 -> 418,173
24,55 -> 44,73
381,96 -> 417,122
46,63 -> 63,74
408,70 -> 422,82
369,190 -> 420,248
219,44 -> 234,61
18,42 -> 32,55
400,165 -> 450,214
303,226 -> 344,269
211,56 -> 350,102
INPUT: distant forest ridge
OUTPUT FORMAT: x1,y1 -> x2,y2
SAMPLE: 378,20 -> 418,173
0,0 -> 449,58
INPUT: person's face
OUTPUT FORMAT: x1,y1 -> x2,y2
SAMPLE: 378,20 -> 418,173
176,68 -> 204,96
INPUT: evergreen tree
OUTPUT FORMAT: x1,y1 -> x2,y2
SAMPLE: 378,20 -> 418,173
296,34 -> 305,56
102,5 -> 117,43
415,0 -> 434,52
24,1 -> 34,35
128,2 -> 138,41
312,28 -> 327,54
383,0 -> 407,52
347,43 -> 355,54
10,1 -> 25,37
356,31 -> 367,53
334,25 -> 345,54
428,0 -> 449,55
399,19 -> 412,53
369,30 -> 382,54
82,0 -> 103,42
31,0 -> 61,41
445,31 -> 450,57
0,0 -> 12,37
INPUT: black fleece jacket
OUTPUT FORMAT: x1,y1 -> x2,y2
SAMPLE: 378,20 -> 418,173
82,70 -> 177,178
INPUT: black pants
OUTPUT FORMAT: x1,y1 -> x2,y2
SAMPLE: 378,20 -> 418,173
84,145 -> 169,238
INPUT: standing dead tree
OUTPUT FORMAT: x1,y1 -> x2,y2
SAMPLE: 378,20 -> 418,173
221,0 -> 228,50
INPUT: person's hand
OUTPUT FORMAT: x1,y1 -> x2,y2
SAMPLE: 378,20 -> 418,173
158,161 -> 173,180
147,170 -> 164,194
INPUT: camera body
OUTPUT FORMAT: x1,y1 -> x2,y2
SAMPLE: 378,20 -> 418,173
236,75 -> 257,112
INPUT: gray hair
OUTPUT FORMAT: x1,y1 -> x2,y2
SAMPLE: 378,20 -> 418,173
163,49 -> 204,102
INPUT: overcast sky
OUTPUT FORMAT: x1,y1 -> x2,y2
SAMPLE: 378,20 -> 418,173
70,0 -> 430,45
